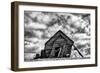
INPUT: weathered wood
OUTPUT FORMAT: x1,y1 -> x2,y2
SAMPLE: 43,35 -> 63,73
38,30 -> 74,58
73,45 -> 84,57
58,47 -> 62,57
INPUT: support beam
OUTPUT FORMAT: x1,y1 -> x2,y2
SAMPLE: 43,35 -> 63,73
73,45 -> 84,57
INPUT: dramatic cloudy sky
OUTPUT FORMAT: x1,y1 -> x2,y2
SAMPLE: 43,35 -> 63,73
24,11 -> 90,60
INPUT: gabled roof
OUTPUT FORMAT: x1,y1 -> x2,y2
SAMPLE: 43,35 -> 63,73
45,30 -> 74,46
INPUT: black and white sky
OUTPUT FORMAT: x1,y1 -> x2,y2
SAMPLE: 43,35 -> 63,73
24,11 -> 90,60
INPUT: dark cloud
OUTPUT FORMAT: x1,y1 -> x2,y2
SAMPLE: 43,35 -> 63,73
24,11 -> 91,60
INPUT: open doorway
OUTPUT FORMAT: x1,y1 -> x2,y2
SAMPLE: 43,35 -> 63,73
54,47 -> 61,57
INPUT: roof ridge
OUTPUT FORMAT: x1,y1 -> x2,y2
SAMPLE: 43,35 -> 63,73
45,30 -> 74,45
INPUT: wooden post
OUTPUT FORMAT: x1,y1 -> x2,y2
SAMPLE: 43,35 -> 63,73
57,47 -> 62,57
60,45 -> 66,57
